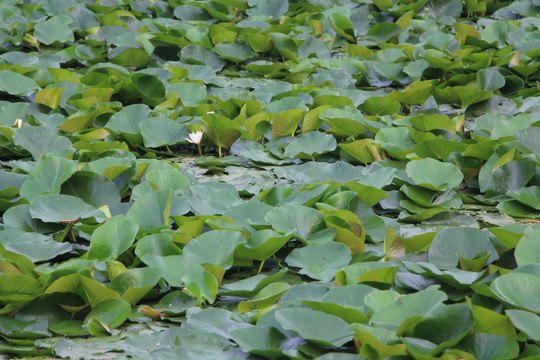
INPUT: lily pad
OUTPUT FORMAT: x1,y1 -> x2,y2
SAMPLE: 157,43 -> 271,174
0,71 -> 39,96
88,217 -> 138,261
84,299 -> 131,335
183,230 -> 246,269
13,127 -> 74,161
266,204 -> 325,241
428,227 -> 498,270
29,194 -> 104,223
139,117 -> 188,148
514,228 -> 540,267
286,242 -> 352,281
406,158 -> 464,191
491,273 -> 540,313
33,15 -> 74,45
284,131 -> 337,159
275,307 -> 355,347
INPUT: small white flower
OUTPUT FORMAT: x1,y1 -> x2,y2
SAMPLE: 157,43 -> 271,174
186,130 -> 203,144
14,119 -> 23,128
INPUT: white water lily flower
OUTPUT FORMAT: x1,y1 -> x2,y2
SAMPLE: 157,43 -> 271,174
186,130 -> 203,144
14,119 -> 23,128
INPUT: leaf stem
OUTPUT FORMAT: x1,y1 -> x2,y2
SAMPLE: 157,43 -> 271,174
257,260 -> 265,275
272,254 -> 292,271
58,223 -> 73,243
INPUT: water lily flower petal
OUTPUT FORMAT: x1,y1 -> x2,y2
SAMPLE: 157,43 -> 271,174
186,130 -> 203,144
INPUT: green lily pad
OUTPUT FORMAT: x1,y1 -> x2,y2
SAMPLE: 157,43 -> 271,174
179,182 -> 242,215
141,254 -> 195,287
514,228 -> 540,267
201,115 -> 241,157
88,216 -> 138,261
275,307 -> 355,347
515,127 -> 540,154
428,227 -> 498,270
235,230 -> 293,261
135,234 -> 182,258
0,229 -> 71,263
0,71 -> 40,96
183,230 -> 246,269
238,282 -> 290,313
106,104 -> 150,139
455,333 -> 518,360
471,304 -> 516,340
213,42 -> 257,63
35,87 -> 63,110
219,270 -> 287,298
485,158 -> 536,195
155,291 -> 196,316
29,194 -> 104,223
0,273 -> 43,305
409,114 -> 455,132
412,305 -> 474,353
108,267 -> 162,305
367,22 -> 402,42
406,158 -> 464,191
491,273 -> 540,313
265,204 -> 325,241
286,242 -> 352,281
283,131 -> 337,159
388,80 -> 433,105
320,108 -> 370,138
84,299 -> 131,335
48,320 -> 88,337
131,73 -> 165,107
272,109 -> 306,139
0,317 -> 50,340
33,15 -> 74,45
477,68 -> 505,91
358,96 -> 401,116
413,139 -> 468,160
327,12 -> 356,43
139,117 -> 188,148
13,127 -> 74,161
230,325 -> 287,358
369,287 -> 447,329
126,190 -> 172,235
339,139 -> 380,165
506,309 -> 540,341
60,171 -> 121,208
145,169 -> 190,193
168,82 -> 207,108
268,33 -> 299,62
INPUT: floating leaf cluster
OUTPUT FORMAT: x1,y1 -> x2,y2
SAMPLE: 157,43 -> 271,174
1,0 -> 540,358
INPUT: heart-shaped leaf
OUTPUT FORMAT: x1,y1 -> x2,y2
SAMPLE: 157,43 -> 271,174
286,242 -> 351,281
406,158 -> 464,191
284,131 -> 337,159
88,216 -> 138,261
